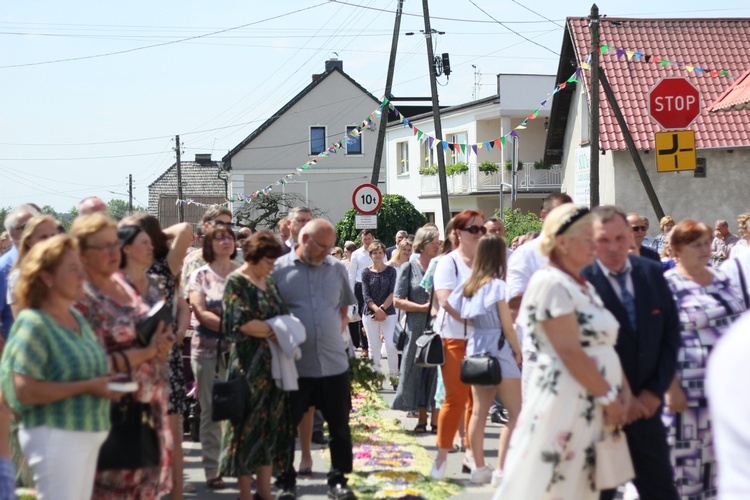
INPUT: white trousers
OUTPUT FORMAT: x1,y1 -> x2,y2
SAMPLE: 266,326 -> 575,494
19,426 -> 108,500
362,314 -> 399,377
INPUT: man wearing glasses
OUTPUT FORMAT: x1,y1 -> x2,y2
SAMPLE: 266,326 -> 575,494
0,203 -> 41,338
627,213 -> 660,262
273,219 -> 357,500
282,207 -> 313,253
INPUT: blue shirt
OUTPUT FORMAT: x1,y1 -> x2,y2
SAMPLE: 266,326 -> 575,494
272,250 -> 356,378
0,247 -> 18,338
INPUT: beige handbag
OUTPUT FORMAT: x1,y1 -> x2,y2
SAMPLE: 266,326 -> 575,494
595,426 -> 635,490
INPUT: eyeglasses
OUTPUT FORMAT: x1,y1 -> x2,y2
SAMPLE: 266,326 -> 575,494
86,242 -> 120,253
214,234 -> 234,242
631,225 -> 648,232
310,238 -> 334,253
459,225 -> 487,235
12,224 -> 25,232
210,220 -> 234,228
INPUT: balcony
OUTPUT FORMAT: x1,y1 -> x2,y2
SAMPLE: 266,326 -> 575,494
419,162 -> 562,197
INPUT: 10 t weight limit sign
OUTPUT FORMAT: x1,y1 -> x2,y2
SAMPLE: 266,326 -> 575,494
352,183 -> 382,215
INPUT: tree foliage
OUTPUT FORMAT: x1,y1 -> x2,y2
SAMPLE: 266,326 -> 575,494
494,207 -> 543,244
107,199 -> 145,221
335,194 -> 426,247
233,193 -> 325,232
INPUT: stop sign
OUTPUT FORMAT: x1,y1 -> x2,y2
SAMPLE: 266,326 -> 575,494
648,77 -> 701,129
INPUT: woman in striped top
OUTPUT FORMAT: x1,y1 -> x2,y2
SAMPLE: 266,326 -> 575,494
0,235 -> 118,500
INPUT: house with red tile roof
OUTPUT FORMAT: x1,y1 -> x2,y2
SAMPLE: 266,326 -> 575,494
711,67 -> 750,111
545,17 -> 750,228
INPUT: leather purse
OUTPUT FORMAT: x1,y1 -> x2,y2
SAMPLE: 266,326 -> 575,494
460,352 -> 502,386
97,352 -> 160,471
211,340 -> 250,424
414,332 -> 443,367
595,426 -> 635,490
392,311 -> 408,352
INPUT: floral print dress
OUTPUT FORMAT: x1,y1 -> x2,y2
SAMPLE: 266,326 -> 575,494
495,266 -> 622,500
76,274 -> 173,499
218,273 -> 293,477
662,268 -> 745,499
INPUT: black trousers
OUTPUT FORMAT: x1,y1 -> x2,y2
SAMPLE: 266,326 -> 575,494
599,413 -> 679,500
353,283 -> 368,350
278,371 -> 353,489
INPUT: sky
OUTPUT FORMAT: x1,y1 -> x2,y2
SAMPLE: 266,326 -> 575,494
2,0 -> 750,212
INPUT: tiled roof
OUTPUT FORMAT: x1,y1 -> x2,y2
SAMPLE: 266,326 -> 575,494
710,67 -> 750,111
147,160 -> 226,217
567,17 -> 750,151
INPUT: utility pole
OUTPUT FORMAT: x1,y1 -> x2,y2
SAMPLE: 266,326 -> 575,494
371,0 -> 404,186
421,0 -> 451,227
589,4 -> 600,207
175,135 -> 184,222
128,174 -> 133,214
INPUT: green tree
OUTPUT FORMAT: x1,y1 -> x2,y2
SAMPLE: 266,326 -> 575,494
335,194 -> 427,247
495,207 -> 543,244
233,193 -> 325,232
107,199 -> 145,221
0,206 -> 12,233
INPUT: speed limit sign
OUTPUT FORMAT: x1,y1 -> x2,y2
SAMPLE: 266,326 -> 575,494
352,183 -> 382,215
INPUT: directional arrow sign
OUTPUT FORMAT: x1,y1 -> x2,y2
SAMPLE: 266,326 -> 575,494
655,130 -> 696,172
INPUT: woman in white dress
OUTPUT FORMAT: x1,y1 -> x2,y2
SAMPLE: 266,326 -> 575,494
495,204 -> 627,499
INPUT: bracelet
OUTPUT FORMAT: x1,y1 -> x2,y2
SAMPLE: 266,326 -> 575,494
595,387 -> 618,406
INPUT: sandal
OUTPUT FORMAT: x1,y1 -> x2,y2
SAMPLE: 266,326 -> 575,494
430,425 -> 438,434
206,477 -> 226,490
298,464 -> 313,477
412,423 -> 428,434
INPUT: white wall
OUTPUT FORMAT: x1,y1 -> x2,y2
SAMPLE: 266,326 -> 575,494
229,71 -> 379,224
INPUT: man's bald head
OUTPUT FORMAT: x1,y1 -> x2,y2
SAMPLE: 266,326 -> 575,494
78,197 -> 108,216
298,218 -> 336,266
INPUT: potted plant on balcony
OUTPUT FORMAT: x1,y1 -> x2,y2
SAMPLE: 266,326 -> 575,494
446,161 -> 469,177
419,164 -> 438,176
478,160 -> 499,175
504,160 -> 524,171
533,159 -> 551,170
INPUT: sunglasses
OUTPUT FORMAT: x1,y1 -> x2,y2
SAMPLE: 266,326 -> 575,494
460,225 -> 487,235
631,225 -> 648,232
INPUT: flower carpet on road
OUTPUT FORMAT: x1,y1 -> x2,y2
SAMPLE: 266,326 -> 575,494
345,387 -> 461,500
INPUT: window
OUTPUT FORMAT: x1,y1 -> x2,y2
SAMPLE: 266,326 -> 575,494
423,212 -> 435,224
449,132 -> 468,164
346,126 -> 362,155
310,126 -> 326,155
420,140 -> 435,171
396,141 -> 409,175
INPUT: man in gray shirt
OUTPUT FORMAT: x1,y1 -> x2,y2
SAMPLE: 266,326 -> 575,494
272,219 -> 357,500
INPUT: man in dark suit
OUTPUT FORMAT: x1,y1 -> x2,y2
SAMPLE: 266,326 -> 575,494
582,206 -> 680,500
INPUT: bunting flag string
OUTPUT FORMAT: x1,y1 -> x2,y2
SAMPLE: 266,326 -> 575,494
389,69 -> 581,161
595,44 -> 733,78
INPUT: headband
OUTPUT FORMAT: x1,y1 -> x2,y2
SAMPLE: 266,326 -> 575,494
117,225 -> 143,247
554,207 -> 591,237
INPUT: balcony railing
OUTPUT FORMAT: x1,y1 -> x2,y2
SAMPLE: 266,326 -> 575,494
419,162 -> 562,196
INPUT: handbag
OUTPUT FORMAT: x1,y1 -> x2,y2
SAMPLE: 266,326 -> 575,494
97,352 -> 160,471
414,286 -> 444,367
211,341 -> 250,424
392,311 -> 408,352
348,304 -> 362,323
595,426 -> 635,490
460,321 -> 503,385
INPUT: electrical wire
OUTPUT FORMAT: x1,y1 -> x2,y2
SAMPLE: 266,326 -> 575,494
467,0 -> 559,56
511,0 -> 566,29
0,3 -> 329,69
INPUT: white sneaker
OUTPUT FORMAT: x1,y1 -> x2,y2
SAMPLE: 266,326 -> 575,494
470,465 -> 493,484
491,469 -> 504,487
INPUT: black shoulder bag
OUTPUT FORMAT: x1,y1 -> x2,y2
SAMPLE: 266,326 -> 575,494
211,337 -> 251,424
97,351 -> 160,471
414,279 -> 445,367
460,319 -> 503,386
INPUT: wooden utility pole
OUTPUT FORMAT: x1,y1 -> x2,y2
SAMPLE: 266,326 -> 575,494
175,135 -> 184,222
128,174 -> 133,214
589,3 -> 600,207
421,0 -> 451,227
371,0 -> 404,186
599,69 -> 665,219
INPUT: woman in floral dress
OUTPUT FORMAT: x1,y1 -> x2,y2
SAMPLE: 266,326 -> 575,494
495,205 -> 626,500
72,213 -> 175,499
662,220 -> 745,499
218,231 -> 292,500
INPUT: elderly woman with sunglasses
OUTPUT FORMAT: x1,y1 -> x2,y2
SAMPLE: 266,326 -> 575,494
186,222 -> 239,490
72,213 -> 174,499
430,209 -> 486,480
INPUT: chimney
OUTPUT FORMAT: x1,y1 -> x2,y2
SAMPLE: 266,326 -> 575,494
195,153 -> 212,164
325,58 -> 343,73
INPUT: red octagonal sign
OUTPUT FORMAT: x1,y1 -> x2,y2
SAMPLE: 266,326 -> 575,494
648,77 -> 701,130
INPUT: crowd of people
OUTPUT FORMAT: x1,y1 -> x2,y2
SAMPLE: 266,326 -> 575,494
0,194 -> 746,500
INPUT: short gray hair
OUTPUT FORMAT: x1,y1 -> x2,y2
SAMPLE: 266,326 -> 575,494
5,204 -> 41,232
413,226 -> 439,254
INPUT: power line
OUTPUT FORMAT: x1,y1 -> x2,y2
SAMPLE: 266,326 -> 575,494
511,0 -> 565,29
468,0 -> 559,56
0,3 -> 329,69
